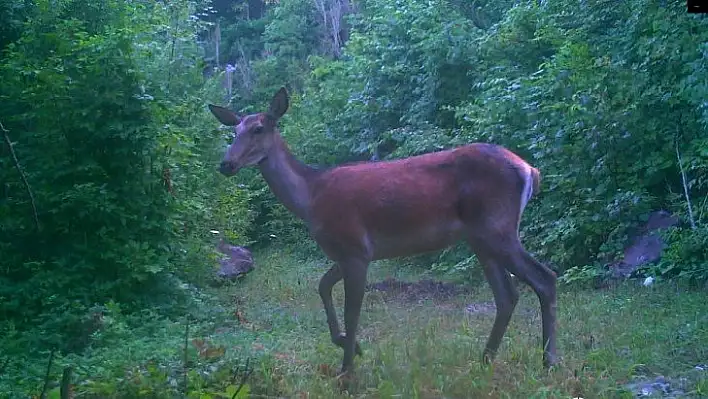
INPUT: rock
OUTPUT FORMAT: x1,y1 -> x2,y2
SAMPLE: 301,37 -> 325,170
624,375 -> 688,398
215,239 -> 254,281
609,210 -> 679,279
622,362 -> 708,397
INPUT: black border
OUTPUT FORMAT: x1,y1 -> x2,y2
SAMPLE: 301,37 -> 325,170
687,0 -> 708,13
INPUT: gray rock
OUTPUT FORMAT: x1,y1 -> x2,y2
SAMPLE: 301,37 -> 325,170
610,210 -> 679,279
215,239 -> 254,281
625,375 -> 685,398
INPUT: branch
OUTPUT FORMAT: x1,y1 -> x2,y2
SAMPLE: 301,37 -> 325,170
698,192 -> 708,224
39,350 -> 55,399
182,320 -> 190,395
1,121 -> 40,231
236,42 -> 254,96
231,357 -> 254,399
215,19 -> 220,68
60,366 -> 73,399
675,140 -> 696,230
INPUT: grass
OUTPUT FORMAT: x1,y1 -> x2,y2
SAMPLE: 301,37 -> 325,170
1,247 -> 707,398
213,248 -> 708,398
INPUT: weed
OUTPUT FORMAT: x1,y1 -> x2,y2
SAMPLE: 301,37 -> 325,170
1,248 -> 706,398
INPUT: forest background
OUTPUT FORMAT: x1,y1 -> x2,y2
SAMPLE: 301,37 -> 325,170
1,0 -> 707,397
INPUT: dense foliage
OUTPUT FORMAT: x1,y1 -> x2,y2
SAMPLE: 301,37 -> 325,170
0,0 -> 247,356
230,0 -> 708,282
1,0 -> 707,396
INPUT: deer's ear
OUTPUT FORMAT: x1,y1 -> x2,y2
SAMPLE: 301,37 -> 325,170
208,104 -> 241,126
267,87 -> 289,120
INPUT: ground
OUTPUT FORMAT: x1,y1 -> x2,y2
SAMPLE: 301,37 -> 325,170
206,248 -> 708,398
2,247 -> 706,398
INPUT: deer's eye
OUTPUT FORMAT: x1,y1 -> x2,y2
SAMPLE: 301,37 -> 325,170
253,126 -> 264,134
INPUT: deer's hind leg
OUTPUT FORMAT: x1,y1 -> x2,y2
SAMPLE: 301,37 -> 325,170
467,236 -> 520,365
503,243 -> 557,367
468,230 -> 557,368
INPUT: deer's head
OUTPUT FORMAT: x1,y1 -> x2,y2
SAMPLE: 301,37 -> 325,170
208,87 -> 289,177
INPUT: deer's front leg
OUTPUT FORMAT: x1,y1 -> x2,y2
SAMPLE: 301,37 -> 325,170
318,265 -> 362,356
340,259 -> 368,375
319,266 -> 343,342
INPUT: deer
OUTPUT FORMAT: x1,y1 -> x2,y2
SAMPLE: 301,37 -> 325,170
208,87 -> 558,380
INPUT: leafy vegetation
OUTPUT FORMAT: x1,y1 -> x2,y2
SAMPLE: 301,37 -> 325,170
1,0 -> 707,397
4,249 -> 707,397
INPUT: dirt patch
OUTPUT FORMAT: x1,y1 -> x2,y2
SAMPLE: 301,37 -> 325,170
365,278 -> 539,318
464,302 -> 497,314
366,277 -> 470,302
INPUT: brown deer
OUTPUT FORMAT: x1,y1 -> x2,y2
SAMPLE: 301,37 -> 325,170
208,87 -> 558,378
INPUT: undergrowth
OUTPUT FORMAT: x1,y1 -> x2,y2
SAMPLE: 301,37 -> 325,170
1,247 -> 707,398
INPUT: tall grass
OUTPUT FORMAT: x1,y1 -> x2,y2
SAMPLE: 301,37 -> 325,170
2,247 -> 706,398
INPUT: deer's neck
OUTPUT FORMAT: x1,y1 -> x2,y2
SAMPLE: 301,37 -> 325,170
258,135 -> 316,222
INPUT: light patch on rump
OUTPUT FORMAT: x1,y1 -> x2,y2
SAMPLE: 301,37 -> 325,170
519,163 -> 534,218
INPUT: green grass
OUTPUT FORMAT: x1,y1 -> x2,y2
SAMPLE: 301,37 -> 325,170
212,248 -> 708,398
2,247 -> 707,398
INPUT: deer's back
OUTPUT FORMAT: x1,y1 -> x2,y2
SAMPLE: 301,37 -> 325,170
307,143 -> 529,260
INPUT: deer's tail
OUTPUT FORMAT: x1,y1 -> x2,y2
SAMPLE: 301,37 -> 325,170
518,164 -> 541,218
530,166 -> 541,198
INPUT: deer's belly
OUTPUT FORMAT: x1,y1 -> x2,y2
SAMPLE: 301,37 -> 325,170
369,220 -> 465,260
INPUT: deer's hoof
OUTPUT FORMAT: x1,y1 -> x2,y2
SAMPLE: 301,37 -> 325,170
543,353 -> 560,370
481,349 -> 495,366
334,333 -> 363,357
336,369 -> 355,391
